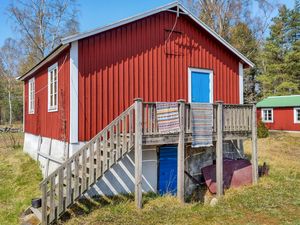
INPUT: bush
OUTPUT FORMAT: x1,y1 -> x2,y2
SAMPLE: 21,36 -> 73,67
257,120 -> 269,138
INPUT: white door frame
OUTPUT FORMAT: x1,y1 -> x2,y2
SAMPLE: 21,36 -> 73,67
188,67 -> 213,103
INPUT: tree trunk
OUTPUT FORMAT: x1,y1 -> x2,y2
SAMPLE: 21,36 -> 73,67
8,80 -> 12,126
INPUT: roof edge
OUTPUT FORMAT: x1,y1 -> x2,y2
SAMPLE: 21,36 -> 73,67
61,2 -> 254,68
17,44 -> 69,81
61,1 -> 179,44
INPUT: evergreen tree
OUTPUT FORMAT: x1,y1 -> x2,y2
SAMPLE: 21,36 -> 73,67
228,22 -> 260,102
258,5 -> 300,97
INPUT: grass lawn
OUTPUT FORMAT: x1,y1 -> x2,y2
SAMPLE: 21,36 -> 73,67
0,133 -> 42,225
63,132 -> 300,225
0,132 -> 299,225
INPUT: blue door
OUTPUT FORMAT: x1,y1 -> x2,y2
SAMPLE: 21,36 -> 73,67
191,70 -> 211,103
158,145 -> 177,195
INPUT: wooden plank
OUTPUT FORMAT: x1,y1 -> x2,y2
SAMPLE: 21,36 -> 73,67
44,139 -> 52,177
36,135 -> 42,161
153,105 -> 158,133
252,104 -> 258,184
134,98 -> 143,209
148,105 -> 153,134
89,142 -> 94,185
103,132 -> 108,172
74,155 -> 80,199
58,168 -> 64,215
41,182 -> 48,225
38,151 -> 64,164
49,175 -> 56,223
216,101 -> 224,197
115,122 -> 120,160
122,116 -> 127,155
81,149 -> 87,193
109,126 -> 114,165
177,100 -> 185,203
143,105 -> 147,134
129,109 -> 133,145
96,138 -> 101,178
66,162 -> 72,207
30,207 -> 42,222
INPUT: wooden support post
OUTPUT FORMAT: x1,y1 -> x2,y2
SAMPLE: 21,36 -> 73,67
252,104 -> 258,184
177,99 -> 185,203
216,101 -> 223,197
134,98 -> 143,209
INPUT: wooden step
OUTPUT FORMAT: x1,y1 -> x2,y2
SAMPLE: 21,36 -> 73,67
29,206 -> 42,222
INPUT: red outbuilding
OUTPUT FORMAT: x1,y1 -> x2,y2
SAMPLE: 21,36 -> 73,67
257,95 -> 300,131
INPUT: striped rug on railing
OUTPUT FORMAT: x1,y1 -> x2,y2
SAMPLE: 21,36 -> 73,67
156,102 -> 180,134
191,103 -> 213,147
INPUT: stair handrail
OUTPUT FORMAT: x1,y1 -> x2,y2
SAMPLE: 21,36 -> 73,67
40,103 -> 135,187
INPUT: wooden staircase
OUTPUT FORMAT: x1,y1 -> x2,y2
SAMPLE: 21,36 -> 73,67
36,103 -> 137,224
23,100 -> 257,225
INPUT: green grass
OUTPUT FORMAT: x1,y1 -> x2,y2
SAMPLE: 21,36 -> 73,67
0,132 -> 299,225
0,133 -> 42,225
63,132 -> 300,225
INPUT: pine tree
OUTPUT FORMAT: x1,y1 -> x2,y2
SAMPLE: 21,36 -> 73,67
228,22 -> 259,102
258,5 -> 300,97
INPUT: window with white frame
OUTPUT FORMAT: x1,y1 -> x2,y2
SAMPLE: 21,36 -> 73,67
294,108 -> 300,123
261,108 -> 273,123
48,63 -> 58,112
28,78 -> 35,114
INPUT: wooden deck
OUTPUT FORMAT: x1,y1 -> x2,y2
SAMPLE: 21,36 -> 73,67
38,99 -> 258,225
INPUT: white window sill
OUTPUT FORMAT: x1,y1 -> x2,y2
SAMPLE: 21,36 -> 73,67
48,108 -> 58,112
262,120 -> 273,123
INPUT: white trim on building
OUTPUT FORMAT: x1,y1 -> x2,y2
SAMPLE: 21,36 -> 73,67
70,41 -> 79,143
261,108 -> 273,123
48,62 -> 59,112
188,67 -> 213,103
28,78 -> 35,114
294,107 -> 300,124
239,62 -> 244,104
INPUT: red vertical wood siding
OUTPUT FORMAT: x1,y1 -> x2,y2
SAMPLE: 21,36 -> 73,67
78,11 -> 241,141
24,48 -> 70,141
257,108 -> 300,131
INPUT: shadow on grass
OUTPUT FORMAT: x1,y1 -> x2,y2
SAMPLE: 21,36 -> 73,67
59,192 -> 160,223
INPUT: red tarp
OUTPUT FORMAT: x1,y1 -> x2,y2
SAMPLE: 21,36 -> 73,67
201,159 -> 253,194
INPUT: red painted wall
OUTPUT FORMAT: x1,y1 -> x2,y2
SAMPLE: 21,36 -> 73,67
24,48 -> 70,141
257,108 -> 300,131
78,11 -> 242,141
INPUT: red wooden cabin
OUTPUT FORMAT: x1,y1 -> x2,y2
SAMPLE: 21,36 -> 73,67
257,95 -> 300,131
18,3 -> 258,223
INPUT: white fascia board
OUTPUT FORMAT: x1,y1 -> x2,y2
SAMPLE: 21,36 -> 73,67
61,1 -> 179,44
69,41 -> 79,143
239,62 -> 244,104
18,44 -> 70,81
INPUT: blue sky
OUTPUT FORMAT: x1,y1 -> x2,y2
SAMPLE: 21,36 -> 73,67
0,0 -> 295,47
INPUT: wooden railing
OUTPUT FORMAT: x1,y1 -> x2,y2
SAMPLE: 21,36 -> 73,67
223,104 -> 253,132
40,104 -> 135,224
142,102 -> 253,135
40,100 -> 254,224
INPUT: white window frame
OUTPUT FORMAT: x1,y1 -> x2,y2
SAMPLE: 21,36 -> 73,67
294,107 -> 300,124
28,78 -> 35,114
48,63 -> 58,112
188,68 -> 214,103
261,108 -> 273,123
